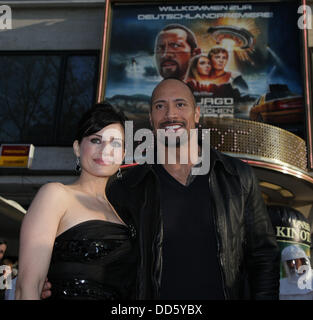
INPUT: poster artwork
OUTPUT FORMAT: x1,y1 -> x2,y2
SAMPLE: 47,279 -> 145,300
105,2 -> 305,138
268,206 -> 313,300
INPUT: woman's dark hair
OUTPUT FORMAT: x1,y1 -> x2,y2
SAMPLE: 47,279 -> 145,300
75,102 -> 127,143
0,239 -> 7,246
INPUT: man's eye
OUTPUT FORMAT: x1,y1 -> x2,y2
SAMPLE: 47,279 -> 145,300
156,45 -> 164,52
170,43 -> 180,49
90,138 -> 101,144
155,104 -> 164,110
177,102 -> 185,108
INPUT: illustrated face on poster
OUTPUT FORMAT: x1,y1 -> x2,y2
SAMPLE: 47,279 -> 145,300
105,2 -> 305,138
267,205 -> 313,299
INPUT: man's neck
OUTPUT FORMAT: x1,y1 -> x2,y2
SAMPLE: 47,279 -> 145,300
160,143 -> 201,185
162,162 -> 193,186
211,69 -> 225,78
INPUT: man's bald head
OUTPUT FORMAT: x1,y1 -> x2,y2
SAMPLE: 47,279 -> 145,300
150,78 -> 196,111
149,78 -> 201,148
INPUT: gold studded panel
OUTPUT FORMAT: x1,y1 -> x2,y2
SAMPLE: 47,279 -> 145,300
202,117 -> 307,171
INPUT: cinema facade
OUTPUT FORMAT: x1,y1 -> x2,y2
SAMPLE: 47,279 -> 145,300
0,0 -> 313,262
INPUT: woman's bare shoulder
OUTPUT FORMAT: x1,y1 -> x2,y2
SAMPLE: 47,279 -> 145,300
38,182 -> 70,196
24,183 -> 71,223
31,182 -> 73,210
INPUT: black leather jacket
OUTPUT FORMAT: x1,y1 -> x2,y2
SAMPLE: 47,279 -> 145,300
106,149 -> 280,300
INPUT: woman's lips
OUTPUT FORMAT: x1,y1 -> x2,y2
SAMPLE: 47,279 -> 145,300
93,158 -> 114,165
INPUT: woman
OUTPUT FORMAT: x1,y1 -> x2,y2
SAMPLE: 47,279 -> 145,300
15,103 -> 138,300
184,55 -> 216,93
185,54 -> 211,83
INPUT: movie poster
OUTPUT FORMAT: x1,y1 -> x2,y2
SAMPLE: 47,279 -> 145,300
105,2 -> 305,138
268,206 -> 313,300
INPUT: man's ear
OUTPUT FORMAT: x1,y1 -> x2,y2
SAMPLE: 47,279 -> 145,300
73,140 -> 80,158
194,106 -> 201,124
192,48 -> 201,57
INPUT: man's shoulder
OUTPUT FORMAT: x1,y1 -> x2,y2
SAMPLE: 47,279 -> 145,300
211,148 -> 252,176
211,149 -> 256,193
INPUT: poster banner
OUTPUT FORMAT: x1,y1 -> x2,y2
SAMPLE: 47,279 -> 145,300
268,206 -> 313,300
104,1 -> 306,139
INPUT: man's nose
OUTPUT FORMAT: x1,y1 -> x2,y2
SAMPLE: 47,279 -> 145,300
161,43 -> 174,58
165,103 -> 178,119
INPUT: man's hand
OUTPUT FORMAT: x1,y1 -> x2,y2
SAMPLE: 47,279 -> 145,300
41,278 -> 52,299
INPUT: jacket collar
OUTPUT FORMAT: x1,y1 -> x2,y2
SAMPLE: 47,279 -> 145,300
122,162 -> 153,188
210,148 -> 237,176
125,147 -> 237,188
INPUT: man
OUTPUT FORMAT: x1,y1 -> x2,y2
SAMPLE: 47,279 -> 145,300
155,24 -> 200,80
208,47 -> 248,90
107,78 -> 280,299
42,79 -> 279,300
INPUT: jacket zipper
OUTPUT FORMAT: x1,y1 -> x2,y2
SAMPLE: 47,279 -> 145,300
209,176 -> 229,300
153,208 -> 162,299
151,166 -> 162,299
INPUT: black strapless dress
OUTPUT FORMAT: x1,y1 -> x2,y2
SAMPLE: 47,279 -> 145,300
47,220 -> 137,300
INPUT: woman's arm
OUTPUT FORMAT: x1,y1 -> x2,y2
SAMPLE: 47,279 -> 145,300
15,183 -> 68,300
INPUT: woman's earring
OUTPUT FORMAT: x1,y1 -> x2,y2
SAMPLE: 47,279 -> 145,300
75,157 -> 81,174
117,168 -> 122,179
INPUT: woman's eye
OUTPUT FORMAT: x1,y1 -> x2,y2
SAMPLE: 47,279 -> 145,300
111,140 -> 122,148
90,138 -> 101,144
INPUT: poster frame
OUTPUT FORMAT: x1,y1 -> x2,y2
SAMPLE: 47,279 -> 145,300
97,0 -> 313,170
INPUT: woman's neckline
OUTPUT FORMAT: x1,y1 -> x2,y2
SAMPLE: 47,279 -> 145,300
56,219 -> 129,239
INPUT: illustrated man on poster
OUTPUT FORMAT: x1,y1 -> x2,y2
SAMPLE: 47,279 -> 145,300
208,47 -> 248,91
154,24 -> 201,80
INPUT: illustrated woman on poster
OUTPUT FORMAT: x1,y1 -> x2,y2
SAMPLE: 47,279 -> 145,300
185,54 -> 212,91
185,48 -> 249,94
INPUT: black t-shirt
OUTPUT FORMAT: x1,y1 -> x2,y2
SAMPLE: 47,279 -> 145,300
154,164 -> 225,300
